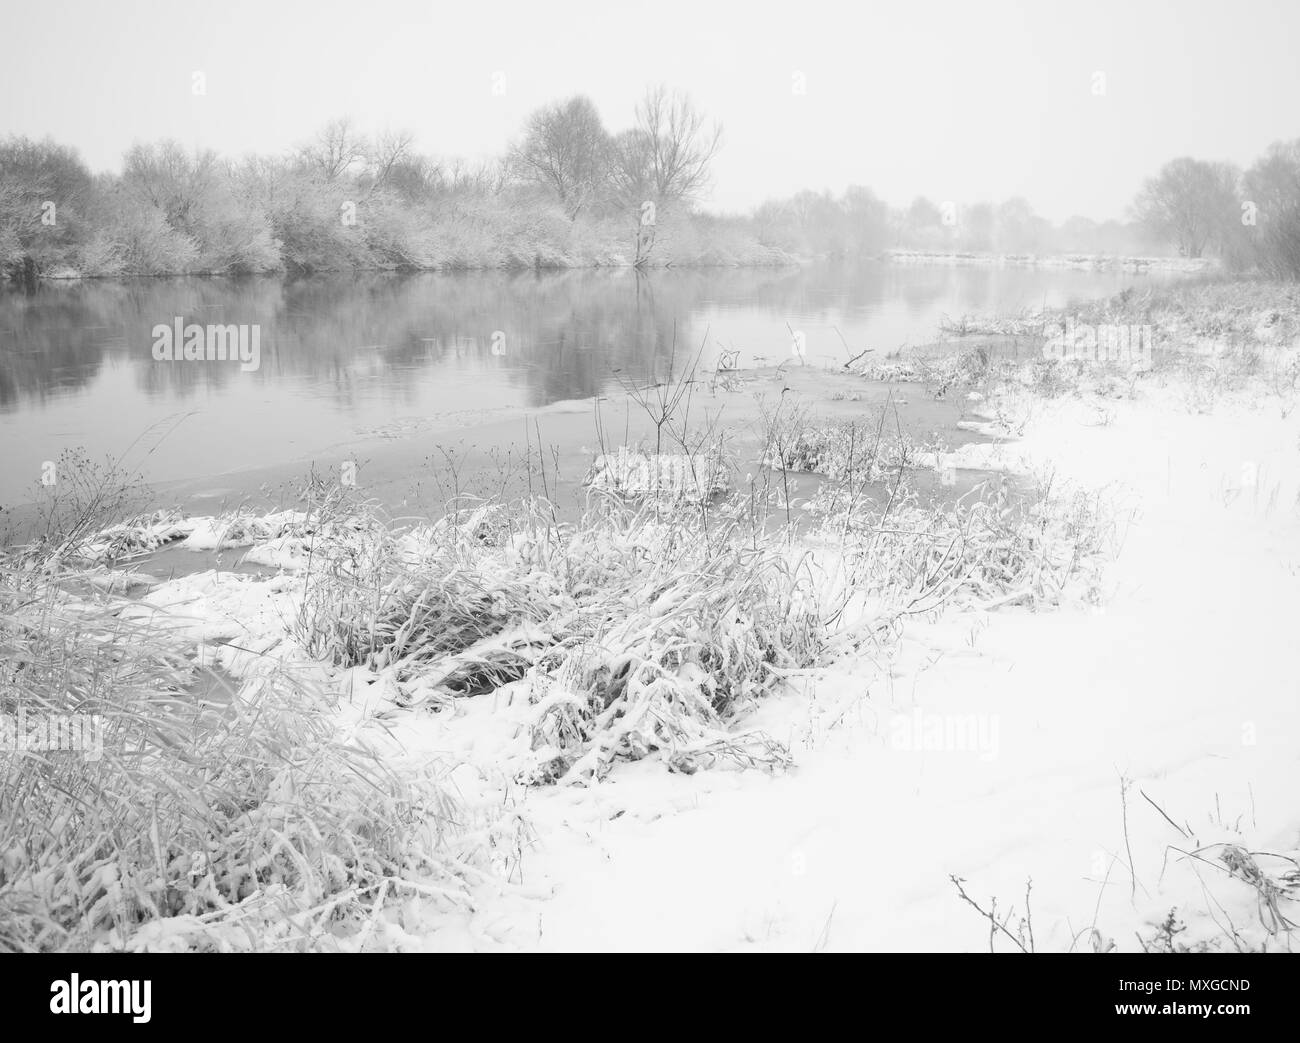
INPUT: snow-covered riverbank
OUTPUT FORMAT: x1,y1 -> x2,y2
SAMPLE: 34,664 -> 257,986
884,249 -> 1214,274
414,385 -> 1299,952
5,278 -> 1297,952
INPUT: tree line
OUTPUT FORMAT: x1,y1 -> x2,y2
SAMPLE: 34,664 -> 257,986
0,86 -> 744,282
2,88 -> 1297,283
1131,145 -> 1300,276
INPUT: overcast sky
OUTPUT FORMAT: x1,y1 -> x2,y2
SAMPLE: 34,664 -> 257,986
3,0 -> 1297,221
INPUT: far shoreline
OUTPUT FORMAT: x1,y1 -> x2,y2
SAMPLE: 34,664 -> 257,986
11,249 -> 1212,286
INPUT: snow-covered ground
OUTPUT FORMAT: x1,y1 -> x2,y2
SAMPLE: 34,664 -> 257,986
883,249 -> 1215,273
386,382 -> 1299,952
37,352 -> 1299,953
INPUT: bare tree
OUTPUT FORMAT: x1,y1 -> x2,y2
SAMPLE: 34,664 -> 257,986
606,127 -> 653,208
379,153 -> 442,204
958,202 -> 996,252
842,185 -> 888,254
605,88 -> 721,266
122,141 -> 219,235
299,118 -> 368,182
888,196 -> 943,247
1243,140 -> 1300,277
1244,140 -> 1300,218
611,85 -> 722,208
442,156 -> 508,197
995,197 -> 1048,252
1131,157 -> 1240,258
510,96 -> 609,219
366,129 -> 415,194
0,136 -> 94,278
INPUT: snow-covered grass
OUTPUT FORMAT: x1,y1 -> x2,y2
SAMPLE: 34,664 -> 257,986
284,486 -> 829,785
757,403 -> 933,481
458,371 -> 1297,952
0,475 -> 478,952
1,419 -> 1116,952
877,276 -> 1300,408
0,569 -> 470,952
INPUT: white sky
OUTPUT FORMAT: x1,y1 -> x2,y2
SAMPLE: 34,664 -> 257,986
2,0 -> 1297,221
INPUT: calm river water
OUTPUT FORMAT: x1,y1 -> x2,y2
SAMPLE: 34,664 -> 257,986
0,261 -> 1173,508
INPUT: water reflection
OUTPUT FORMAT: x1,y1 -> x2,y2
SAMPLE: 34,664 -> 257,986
0,261 -> 1165,503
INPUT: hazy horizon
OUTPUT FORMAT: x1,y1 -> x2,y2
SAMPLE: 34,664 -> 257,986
2,0 -> 1298,223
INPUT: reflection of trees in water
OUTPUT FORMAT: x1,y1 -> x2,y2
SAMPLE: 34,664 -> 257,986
0,283 -> 120,408
0,264 -> 1142,412
888,266 -> 958,317
0,278 -> 294,408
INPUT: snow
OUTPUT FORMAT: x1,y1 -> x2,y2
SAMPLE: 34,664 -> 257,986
393,381 -> 1300,951
91,375 -> 1299,951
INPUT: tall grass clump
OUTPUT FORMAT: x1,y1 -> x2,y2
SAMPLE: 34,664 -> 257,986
288,478 -> 825,786
0,463 -> 465,952
746,398 -> 1115,630
759,406 -> 931,481
515,504 -> 823,783
811,468 -> 1115,636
